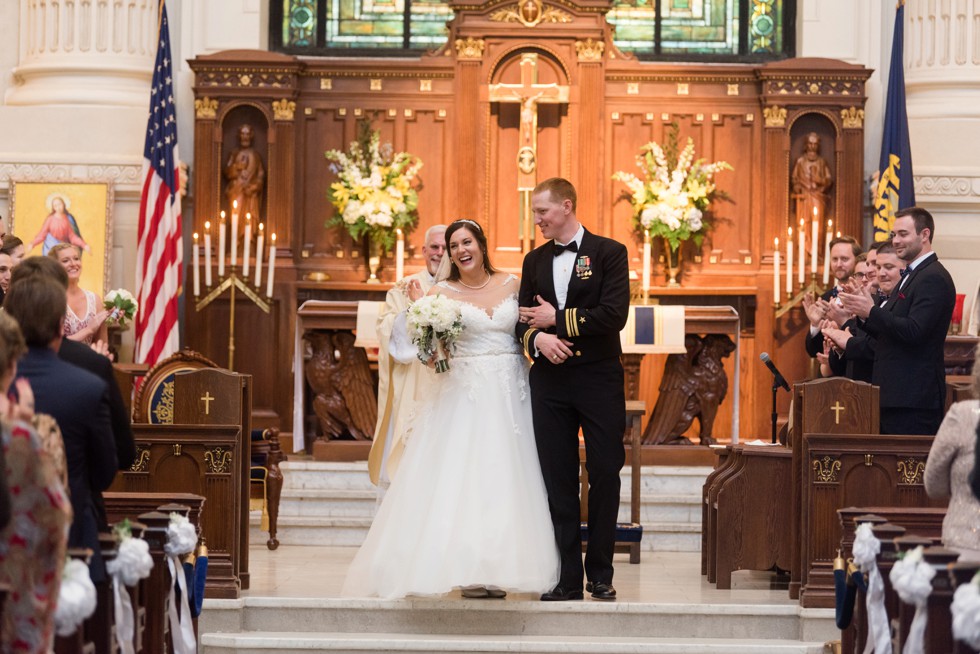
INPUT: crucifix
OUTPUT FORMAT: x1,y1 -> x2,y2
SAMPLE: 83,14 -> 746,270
489,53 -> 569,253
201,391 -> 215,415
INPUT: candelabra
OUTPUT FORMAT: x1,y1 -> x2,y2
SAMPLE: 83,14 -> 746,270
774,273 -> 827,319
195,267 -> 270,371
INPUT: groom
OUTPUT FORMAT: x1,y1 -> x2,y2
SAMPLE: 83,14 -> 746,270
516,177 -> 630,601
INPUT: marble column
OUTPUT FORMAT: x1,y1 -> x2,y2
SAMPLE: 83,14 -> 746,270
7,0 -> 158,106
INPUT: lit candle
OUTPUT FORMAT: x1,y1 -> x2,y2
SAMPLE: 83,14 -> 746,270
773,237 -> 780,302
203,221 -> 213,287
810,207 -> 818,275
192,232 -> 200,297
243,213 -> 252,278
255,223 -> 265,288
230,201 -> 239,268
395,228 -> 405,281
641,231 -> 651,295
265,233 -> 277,298
822,219 -> 833,286
798,218 -> 805,286
786,227 -> 794,296
218,211 -> 226,277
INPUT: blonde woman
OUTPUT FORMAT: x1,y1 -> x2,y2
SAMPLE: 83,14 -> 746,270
48,243 -> 110,345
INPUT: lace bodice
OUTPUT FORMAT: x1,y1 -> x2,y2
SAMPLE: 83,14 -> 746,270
434,275 -> 522,358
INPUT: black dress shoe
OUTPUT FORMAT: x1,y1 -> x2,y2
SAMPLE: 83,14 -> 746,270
587,582 -> 617,600
540,585 -> 584,601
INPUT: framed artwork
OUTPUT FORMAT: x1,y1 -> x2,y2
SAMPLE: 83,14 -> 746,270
9,180 -> 113,295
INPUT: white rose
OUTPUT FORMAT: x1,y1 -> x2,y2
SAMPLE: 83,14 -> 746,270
686,207 -> 703,231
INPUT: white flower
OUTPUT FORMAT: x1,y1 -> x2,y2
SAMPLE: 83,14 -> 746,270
107,537 -> 154,586
952,579 -> 980,649
685,207 -> 703,232
54,559 -> 97,636
164,512 -> 197,557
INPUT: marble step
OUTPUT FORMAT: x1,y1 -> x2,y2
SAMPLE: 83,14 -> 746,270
200,597 -> 835,653
200,631 -> 828,653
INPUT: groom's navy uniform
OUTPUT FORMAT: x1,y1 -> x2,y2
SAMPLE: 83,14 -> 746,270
516,227 -> 630,594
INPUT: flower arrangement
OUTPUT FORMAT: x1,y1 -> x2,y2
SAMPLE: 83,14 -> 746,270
406,294 -> 464,373
613,122 -> 732,252
104,288 -> 138,328
325,120 -> 423,253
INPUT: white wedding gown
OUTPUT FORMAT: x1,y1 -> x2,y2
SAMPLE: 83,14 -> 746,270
342,285 -> 559,599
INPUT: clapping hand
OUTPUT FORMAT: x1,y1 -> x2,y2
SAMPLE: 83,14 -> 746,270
822,324 -> 853,351
802,292 -> 830,327
838,284 -> 875,319
406,279 -> 424,302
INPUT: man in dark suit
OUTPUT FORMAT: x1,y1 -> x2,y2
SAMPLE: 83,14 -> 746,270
839,207 -> 955,435
516,178 -> 630,601
4,273 -> 117,582
803,235 -> 861,358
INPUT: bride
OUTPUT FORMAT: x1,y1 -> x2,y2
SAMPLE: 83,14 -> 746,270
342,219 -> 558,599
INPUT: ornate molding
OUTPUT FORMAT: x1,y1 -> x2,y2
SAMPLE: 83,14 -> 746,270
914,175 -> 980,198
195,97 -> 219,119
197,70 -> 295,88
763,105 -> 787,128
130,446 -> 150,473
766,80 -> 862,96
574,38 -> 604,62
273,99 -> 297,121
489,0 -> 572,27
204,447 -> 233,474
812,455 -> 841,483
897,457 -> 925,485
0,163 -> 142,187
840,106 -> 865,129
454,37 -> 486,61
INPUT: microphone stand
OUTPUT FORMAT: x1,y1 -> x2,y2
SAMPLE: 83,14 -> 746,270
771,378 -> 780,444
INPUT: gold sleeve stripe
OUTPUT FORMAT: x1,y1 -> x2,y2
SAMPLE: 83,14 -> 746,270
522,328 -> 539,352
564,308 -> 579,337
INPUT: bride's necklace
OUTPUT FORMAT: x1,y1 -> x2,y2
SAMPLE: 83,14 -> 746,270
457,272 -> 492,290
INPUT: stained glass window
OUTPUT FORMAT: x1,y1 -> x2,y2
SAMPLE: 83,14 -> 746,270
271,0 -> 792,59
608,0 -> 792,59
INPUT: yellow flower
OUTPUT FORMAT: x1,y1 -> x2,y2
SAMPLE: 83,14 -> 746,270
331,182 -> 350,209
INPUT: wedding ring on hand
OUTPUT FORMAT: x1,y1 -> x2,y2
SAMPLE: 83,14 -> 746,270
553,354 -> 559,360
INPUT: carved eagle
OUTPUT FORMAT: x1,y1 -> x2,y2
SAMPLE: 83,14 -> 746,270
305,331 -> 378,441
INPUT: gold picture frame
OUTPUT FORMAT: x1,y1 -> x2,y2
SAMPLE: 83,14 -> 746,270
9,180 -> 113,296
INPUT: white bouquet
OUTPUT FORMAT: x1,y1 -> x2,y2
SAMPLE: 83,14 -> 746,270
103,288 -> 138,328
406,294 -> 463,373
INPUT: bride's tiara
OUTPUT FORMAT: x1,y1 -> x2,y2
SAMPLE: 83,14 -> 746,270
452,218 -> 482,232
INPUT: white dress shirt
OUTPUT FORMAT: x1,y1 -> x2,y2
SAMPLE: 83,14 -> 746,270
553,224 -> 584,310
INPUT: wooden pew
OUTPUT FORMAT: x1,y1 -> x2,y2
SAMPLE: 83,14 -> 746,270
798,433 -> 945,608
713,443 -> 792,589
704,445 -> 743,583
700,445 -> 732,576
109,424 -> 241,598
137,510 -> 177,654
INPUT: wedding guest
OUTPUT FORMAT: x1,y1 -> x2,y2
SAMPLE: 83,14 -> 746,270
1,234 -> 27,266
368,224 -> 446,496
839,207 -> 955,435
3,272 -> 116,583
924,344 -> 980,561
48,243 -> 111,345
0,311 -> 72,653
803,236 -> 861,358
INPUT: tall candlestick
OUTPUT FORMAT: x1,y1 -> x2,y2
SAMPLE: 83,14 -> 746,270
395,228 -> 405,281
255,223 -> 265,289
641,231 -> 651,295
798,218 -> 805,286
230,202 -> 239,268
218,211 -> 226,277
773,237 -> 780,302
192,232 -> 201,297
786,227 -> 794,296
266,233 -> 277,298
243,213 -> 252,278
203,221 -> 213,287
810,207 -> 818,275
823,219 -> 833,286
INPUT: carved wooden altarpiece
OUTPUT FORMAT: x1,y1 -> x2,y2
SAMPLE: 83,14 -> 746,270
186,2 -> 872,447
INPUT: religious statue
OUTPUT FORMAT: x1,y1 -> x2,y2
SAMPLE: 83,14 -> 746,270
791,132 -> 833,222
643,334 -> 736,446
305,331 -> 377,441
223,124 -> 266,219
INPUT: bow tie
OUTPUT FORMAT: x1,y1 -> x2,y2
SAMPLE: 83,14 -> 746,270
900,267 -> 911,279
553,241 -> 578,256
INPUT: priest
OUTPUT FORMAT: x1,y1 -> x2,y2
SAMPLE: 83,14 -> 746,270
367,224 -> 446,494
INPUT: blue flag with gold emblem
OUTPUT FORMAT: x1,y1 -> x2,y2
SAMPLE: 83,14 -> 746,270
873,0 -> 915,242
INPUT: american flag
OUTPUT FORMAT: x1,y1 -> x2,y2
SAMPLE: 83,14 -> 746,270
135,0 -> 182,367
